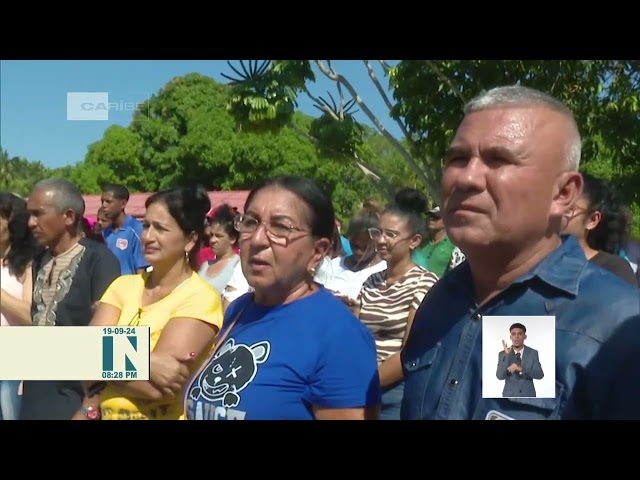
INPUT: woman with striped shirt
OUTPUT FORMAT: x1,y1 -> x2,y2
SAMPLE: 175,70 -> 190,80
355,190 -> 439,420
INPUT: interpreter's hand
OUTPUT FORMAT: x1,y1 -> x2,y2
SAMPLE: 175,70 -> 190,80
507,363 -> 522,374
150,351 -> 196,397
502,340 -> 511,355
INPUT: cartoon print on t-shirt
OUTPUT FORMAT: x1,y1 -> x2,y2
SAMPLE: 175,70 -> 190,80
189,338 -> 270,408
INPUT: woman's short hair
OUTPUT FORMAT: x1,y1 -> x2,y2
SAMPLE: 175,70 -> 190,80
244,175 -> 335,240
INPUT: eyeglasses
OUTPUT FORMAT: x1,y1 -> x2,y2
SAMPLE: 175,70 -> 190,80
368,228 -> 415,246
234,214 -> 308,242
368,228 -> 401,241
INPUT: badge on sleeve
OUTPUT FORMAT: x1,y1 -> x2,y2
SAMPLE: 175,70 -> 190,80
485,410 -> 514,420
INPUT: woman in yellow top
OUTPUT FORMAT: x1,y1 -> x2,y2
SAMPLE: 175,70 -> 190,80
72,186 -> 223,420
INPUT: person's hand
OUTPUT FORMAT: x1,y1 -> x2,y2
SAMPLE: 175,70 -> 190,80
328,290 -> 359,308
150,351 -> 195,397
507,363 -> 522,374
335,293 -> 352,305
70,410 -> 88,420
502,340 -> 511,355
70,405 -> 100,420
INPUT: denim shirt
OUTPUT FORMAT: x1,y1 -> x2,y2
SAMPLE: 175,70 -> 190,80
400,235 -> 640,420
566,313 -> 640,420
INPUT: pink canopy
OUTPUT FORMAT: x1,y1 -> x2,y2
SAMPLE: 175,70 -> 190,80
82,190 -> 251,219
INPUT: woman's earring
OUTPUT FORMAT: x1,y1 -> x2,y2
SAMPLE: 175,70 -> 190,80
309,267 -> 316,276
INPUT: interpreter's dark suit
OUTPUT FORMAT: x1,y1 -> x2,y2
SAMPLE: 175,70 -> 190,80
496,346 -> 544,397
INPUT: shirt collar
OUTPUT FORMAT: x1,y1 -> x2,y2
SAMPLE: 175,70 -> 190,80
514,235 -> 586,296
448,234 -> 587,298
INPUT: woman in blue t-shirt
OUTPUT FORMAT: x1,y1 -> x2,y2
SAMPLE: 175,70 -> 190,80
182,175 -> 382,420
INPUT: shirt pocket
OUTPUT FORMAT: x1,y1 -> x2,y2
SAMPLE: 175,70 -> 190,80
403,343 -> 441,390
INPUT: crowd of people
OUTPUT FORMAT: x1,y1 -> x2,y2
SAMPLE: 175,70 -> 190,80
0,84 -> 639,420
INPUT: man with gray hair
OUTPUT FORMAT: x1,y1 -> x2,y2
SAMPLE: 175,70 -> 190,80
400,85 -> 639,420
20,178 -> 120,420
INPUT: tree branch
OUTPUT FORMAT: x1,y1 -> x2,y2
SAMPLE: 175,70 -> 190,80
315,60 -> 338,81
285,122 -> 394,199
379,60 -> 393,73
336,82 -> 346,120
314,60 -> 439,199
340,85 -> 437,197
303,86 -> 339,121
425,60 -> 467,105
363,60 -> 411,139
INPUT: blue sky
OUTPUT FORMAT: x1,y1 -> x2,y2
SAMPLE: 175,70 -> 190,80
1,60 -> 401,169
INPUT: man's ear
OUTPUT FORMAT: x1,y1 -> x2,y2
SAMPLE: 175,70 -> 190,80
63,208 -> 77,228
551,171 -> 583,217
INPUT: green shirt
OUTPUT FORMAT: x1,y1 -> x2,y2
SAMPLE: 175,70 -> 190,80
413,235 -> 455,278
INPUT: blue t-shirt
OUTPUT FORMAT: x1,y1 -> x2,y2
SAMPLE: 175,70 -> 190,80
103,215 -> 148,275
184,287 -> 381,420
340,236 -> 352,256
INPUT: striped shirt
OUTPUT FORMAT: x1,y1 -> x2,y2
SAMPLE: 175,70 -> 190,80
358,265 -> 438,362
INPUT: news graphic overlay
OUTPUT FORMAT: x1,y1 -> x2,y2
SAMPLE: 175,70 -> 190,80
0,326 -> 150,381
66,91 -> 150,122
482,316 -> 556,399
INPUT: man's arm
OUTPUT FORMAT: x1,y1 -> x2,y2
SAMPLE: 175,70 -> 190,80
496,351 -> 510,380
0,265 -> 33,325
521,349 -> 544,380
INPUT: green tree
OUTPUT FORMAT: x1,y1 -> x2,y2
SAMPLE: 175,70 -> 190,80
390,60 -> 639,197
0,147 -> 52,196
70,126 -> 145,193
75,73 -> 377,218
222,60 -> 640,231
0,148 -> 17,191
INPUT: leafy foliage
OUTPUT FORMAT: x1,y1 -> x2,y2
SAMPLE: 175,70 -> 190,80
390,60 -> 640,191
225,61 -> 315,133
223,59 -> 640,234
3,61 -> 638,237
310,113 -> 365,158
0,149 -> 51,197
